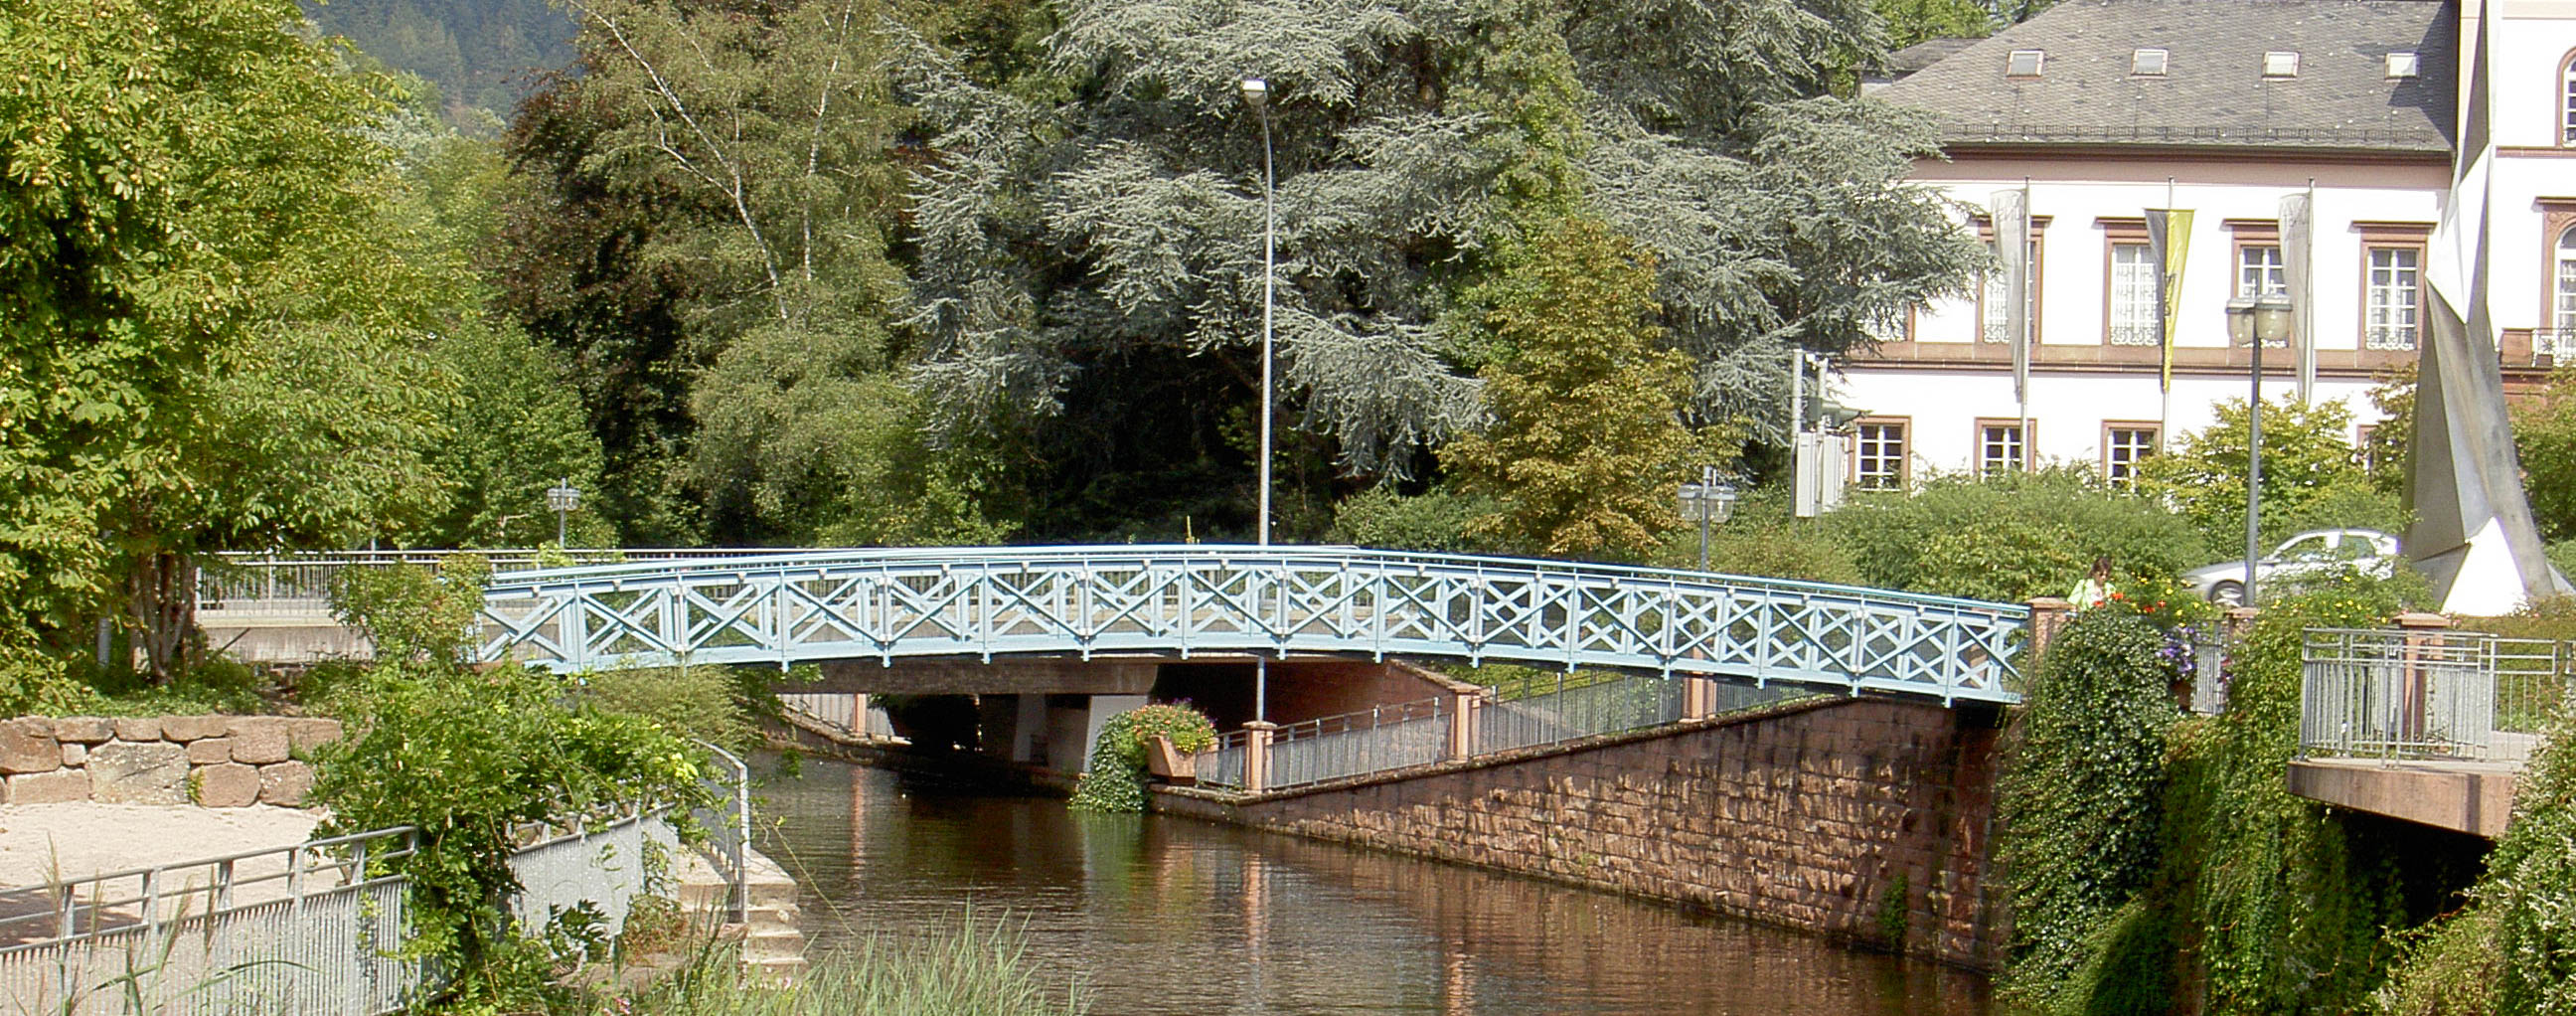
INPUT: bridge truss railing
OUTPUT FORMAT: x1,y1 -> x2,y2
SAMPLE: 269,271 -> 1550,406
2301,627 -> 2574,763
475,545 -> 2027,706
194,549 -> 769,617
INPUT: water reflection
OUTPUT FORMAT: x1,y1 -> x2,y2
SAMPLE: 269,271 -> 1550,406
757,757 -> 1991,1015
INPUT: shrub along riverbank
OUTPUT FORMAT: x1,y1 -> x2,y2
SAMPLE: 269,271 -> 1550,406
1999,582 -> 2569,1015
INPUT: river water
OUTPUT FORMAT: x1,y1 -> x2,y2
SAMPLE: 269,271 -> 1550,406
756,757 -> 1994,1015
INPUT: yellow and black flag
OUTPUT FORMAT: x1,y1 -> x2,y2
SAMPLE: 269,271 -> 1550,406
2142,209 -> 2193,394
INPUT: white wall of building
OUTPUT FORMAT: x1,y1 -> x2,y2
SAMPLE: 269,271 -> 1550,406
2481,6 -> 2576,336
1850,156 -> 2441,476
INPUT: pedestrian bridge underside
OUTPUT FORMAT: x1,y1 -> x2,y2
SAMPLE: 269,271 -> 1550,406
475,546 -> 2027,706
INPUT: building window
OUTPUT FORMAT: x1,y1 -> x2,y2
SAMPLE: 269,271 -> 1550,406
2104,425 -> 2158,487
1977,419 -> 2028,475
1854,422 -> 1907,490
1981,238 -> 2041,344
2365,247 -> 2422,351
2555,227 -> 2576,336
2565,53 -> 2576,145
2108,243 -> 2160,345
2238,244 -> 2287,297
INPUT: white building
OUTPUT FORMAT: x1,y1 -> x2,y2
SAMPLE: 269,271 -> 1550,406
1843,0 -> 2571,487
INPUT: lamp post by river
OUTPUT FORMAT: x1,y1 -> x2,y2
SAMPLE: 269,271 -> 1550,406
2224,292 -> 2295,606
1676,468 -> 1739,572
545,478 -> 580,548
1241,77 -> 1277,722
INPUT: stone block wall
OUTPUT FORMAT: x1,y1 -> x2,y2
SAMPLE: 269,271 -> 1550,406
1154,697 -> 2007,969
0,716 -> 340,807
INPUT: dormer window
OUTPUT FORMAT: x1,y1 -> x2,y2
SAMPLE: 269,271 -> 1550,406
2007,50 -> 2045,78
2132,48 -> 2170,77
2263,51 -> 2300,79
2386,52 -> 2419,79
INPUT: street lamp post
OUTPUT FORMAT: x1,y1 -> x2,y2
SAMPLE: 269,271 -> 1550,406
1241,78 -> 1277,722
545,478 -> 581,548
2225,293 -> 2296,606
1676,468 -> 1740,572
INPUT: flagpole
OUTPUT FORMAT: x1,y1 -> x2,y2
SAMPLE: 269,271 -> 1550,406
2161,178 -> 2174,438
2018,178 -> 2032,436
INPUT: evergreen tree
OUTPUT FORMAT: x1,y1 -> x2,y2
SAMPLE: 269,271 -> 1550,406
1441,219 -> 1701,560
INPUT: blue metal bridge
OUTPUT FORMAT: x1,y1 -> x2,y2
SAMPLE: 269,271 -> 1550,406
474,546 -> 2027,706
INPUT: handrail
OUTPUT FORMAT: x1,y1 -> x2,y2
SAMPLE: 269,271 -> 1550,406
694,741 -> 752,925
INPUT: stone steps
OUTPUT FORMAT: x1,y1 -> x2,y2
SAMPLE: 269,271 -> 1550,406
674,845 -> 807,983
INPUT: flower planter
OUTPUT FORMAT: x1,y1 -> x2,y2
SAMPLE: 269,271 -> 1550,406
1145,735 -> 1197,784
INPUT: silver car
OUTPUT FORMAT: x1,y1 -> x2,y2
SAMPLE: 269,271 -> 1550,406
2183,528 -> 2401,605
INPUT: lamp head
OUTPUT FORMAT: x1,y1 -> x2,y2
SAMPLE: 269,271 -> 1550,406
2252,292 -> 2295,344
2225,295 -> 2257,346
1239,78 -> 1268,108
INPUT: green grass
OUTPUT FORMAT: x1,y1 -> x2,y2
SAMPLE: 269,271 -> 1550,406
621,911 -> 1088,1016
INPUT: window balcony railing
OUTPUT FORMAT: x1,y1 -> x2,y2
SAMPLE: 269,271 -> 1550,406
2364,326 -> 2418,352
2107,324 -> 2161,346
1981,322 -> 2012,344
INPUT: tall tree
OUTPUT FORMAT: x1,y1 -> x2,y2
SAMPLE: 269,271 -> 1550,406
1441,219 -> 1702,559
896,0 -> 1982,543
0,0 -> 459,680
498,0 -> 987,545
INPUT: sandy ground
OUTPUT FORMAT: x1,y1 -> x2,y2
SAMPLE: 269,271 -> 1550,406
0,803 -> 323,942
0,803 -> 319,887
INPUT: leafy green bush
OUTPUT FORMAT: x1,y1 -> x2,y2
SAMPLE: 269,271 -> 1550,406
2138,396 -> 2372,551
2474,711 -> 2576,1013
312,662 -> 714,1007
575,664 -> 758,752
1066,703 -> 1216,813
1999,607 -> 2181,1004
1329,486 -> 1501,554
2162,588 -> 2416,1014
1827,468 -> 2205,602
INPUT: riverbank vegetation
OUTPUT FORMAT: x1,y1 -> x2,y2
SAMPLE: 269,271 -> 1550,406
621,913 -> 1089,1016
1994,571 -> 2576,1015
1068,703 -> 1218,812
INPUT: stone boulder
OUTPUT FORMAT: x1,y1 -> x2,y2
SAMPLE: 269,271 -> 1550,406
51,717 -> 113,744
112,717 -> 161,742
227,718 -> 289,764
186,738 -> 234,764
285,718 -> 343,754
196,763 -> 262,808
258,762 -> 314,807
87,742 -> 189,804
161,715 -> 231,742
0,718 -> 59,774
6,769 -> 88,804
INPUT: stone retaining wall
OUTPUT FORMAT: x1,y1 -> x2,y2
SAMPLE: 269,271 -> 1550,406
1152,697 -> 2008,969
0,716 -> 340,807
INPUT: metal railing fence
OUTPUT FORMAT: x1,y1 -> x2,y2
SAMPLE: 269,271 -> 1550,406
1201,730 -> 1249,789
1194,674 -> 1812,792
0,814 -> 682,1015
195,549 -> 773,616
1480,673 -> 1692,756
0,827 -> 425,1016
2301,628 -> 2573,762
692,742 -> 751,926
1264,697 -> 1452,790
